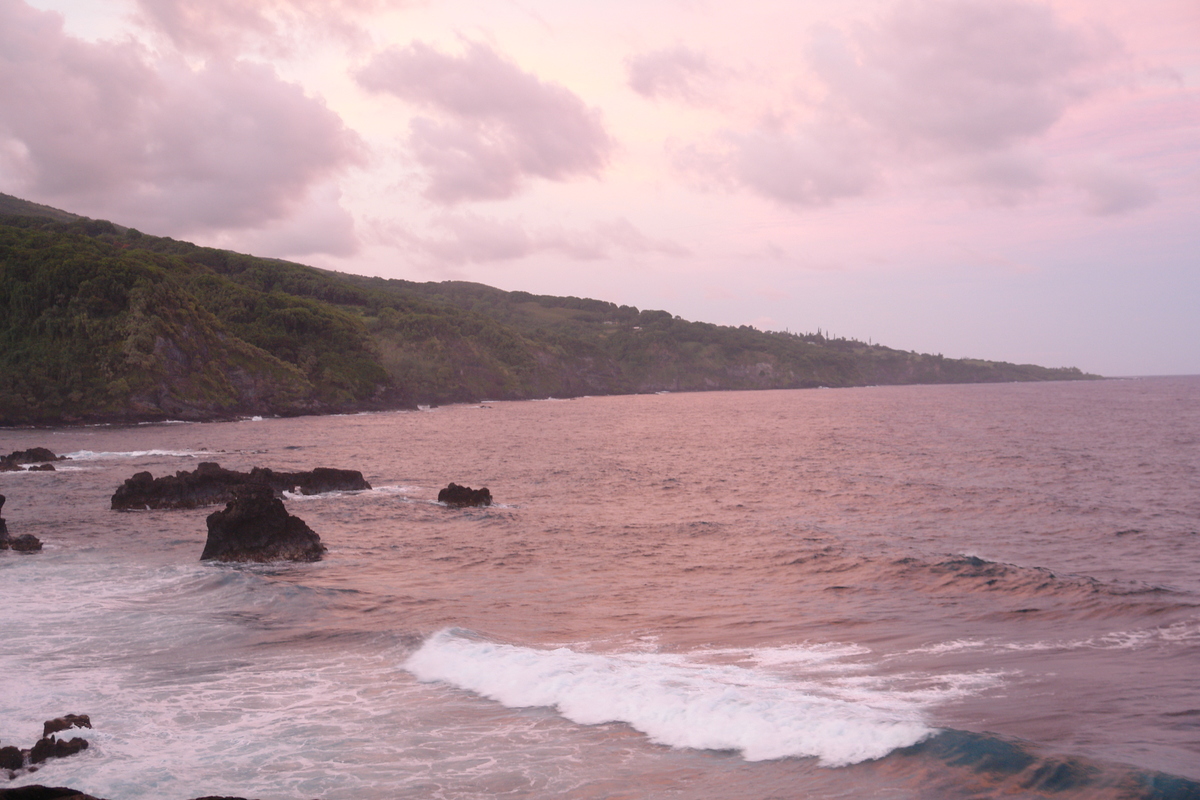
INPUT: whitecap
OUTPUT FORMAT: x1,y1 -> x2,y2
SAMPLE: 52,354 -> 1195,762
404,629 -> 935,766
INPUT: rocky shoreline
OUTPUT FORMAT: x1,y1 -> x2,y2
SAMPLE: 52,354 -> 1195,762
0,787 -> 268,800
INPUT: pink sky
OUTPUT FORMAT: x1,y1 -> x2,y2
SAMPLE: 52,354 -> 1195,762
3,0 -> 1197,375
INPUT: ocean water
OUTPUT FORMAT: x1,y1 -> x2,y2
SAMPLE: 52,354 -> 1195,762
2,377 -> 1199,799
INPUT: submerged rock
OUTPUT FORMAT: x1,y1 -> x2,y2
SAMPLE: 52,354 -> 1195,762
111,462 -> 370,510
437,483 -> 493,507
201,484 -> 325,563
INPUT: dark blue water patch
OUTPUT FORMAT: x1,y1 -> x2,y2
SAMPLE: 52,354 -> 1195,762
891,553 -> 1187,603
892,729 -> 1200,798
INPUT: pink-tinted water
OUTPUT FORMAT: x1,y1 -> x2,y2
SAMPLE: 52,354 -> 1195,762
2,377 -> 1198,799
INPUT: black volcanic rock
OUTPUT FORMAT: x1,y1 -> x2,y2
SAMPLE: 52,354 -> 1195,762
4,534 -> 42,552
1,449 -> 66,472
111,462 -> 371,510
42,716 -> 91,740
0,745 -> 22,771
201,484 -> 325,563
0,495 -> 39,551
0,788 -> 102,800
29,737 -> 88,765
0,790 -> 256,800
437,483 -> 493,507
2,714 -> 94,780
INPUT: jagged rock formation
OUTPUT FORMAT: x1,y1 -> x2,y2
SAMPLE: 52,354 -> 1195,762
111,462 -> 370,510
0,494 -> 41,552
0,449 -> 66,472
437,483 -> 493,507
1,714 -> 91,779
201,484 -> 325,563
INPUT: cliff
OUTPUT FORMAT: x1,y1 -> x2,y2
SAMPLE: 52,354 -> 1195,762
0,194 -> 1098,425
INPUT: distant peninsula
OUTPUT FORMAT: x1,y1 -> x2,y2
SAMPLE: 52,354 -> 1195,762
0,192 -> 1099,426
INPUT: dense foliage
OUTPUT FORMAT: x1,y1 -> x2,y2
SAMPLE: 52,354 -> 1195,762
0,195 -> 1097,425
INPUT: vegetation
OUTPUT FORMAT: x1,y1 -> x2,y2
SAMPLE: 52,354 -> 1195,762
0,194 -> 1099,425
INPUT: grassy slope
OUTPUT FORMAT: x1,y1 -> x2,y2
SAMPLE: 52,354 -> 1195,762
0,197 -> 1098,424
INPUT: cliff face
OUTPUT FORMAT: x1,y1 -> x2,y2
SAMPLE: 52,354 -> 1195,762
0,215 -> 390,424
0,199 -> 1098,425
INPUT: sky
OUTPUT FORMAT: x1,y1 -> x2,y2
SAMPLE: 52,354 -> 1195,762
1,0 -> 1197,376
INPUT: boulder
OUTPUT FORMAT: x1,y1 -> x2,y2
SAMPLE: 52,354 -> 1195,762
201,485 -> 325,563
112,462 -> 371,510
437,483 -> 493,507
0,745 -> 22,771
0,496 -> 38,551
5,534 -> 42,552
29,737 -> 88,765
43,716 -> 91,740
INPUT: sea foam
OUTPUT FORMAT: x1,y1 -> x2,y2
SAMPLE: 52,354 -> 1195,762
404,629 -> 934,766
64,449 -> 206,461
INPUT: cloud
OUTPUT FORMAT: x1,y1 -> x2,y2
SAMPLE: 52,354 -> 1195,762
946,149 -> 1050,205
133,0 -> 400,55
681,0 -> 1132,213
727,125 -> 877,207
808,0 -> 1114,153
1068,160 -> 1157,215
673,118 -> 877,207
217,183 -> 360,258
356,41 -> 613,204
0,0 -> 363,243
398,213 -> 689,266
627,46 -> 714,103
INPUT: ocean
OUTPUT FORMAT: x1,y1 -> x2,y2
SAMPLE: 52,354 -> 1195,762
2,377 -> 1199,799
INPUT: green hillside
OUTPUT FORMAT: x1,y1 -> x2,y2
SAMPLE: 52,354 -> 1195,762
0,195 -> 1098,425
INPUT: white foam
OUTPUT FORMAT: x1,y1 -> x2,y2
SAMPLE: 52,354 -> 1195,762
282,485 -> 414,501
64,449 -> 207,461
901,618 -> 1200,659
404,630 -> 934,766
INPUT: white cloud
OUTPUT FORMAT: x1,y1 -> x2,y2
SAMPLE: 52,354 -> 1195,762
0,0 -> 364,246
356,41 -> 614,204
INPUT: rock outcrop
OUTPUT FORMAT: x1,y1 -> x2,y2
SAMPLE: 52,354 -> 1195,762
42,716 -> 91,740
0,495 -> 41,552
111,462 -> 371,510
437,483 -> 493,507
0,449 -> 66,472
0,788 -> 105,800
2,714 -> 91,779
201,485 -> 325,563
0,788 -> 257,800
